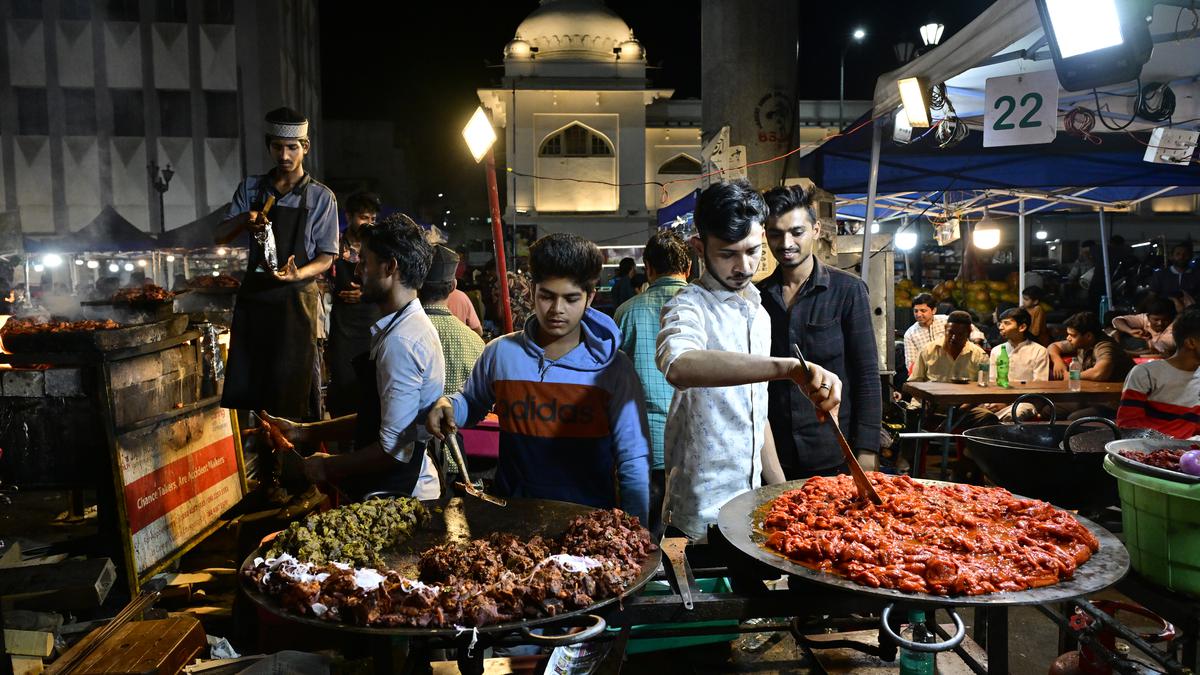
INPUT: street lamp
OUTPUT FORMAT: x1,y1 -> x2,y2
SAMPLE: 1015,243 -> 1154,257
840,27 -> 867,128
148,161 -> 174,234
920,22 -> 945,48
462,106 -> 513,334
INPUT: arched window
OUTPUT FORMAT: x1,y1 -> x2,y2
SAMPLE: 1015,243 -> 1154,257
658,154 -> 701,174
539,123 -> 614,157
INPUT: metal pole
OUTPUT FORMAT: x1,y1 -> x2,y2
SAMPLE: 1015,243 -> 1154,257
1018,199 -> 1026,293
1098,208 -> 1113,305
860,119 -> 883,286
486,148 -> 514,334
861,119 -> 884,371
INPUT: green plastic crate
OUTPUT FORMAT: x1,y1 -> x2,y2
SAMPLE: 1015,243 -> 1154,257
611,577 -> 740,654
1104,456 -> 1200,597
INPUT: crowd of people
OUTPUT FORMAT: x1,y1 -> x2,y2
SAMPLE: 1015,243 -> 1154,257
172,104 -> 1200,546
899,262 -> 1200,452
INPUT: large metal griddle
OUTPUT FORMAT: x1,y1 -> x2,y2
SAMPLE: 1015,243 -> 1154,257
240,495 -> 662,638
1,314 -> 189,353
717,478 -> 1129,608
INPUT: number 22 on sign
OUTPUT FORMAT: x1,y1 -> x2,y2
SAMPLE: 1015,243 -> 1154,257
983,70 -> 1059,148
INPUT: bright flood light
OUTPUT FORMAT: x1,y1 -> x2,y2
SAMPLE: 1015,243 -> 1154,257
166,254 -> 176,262
33,264 -> 44,273
109,263 -> 120,273
137,259 -> 147,267
74,258 -> 83,266
462,107 -> 498,164
870,221 -> 880,234
123,263 -> 134,272
87,260 -> 99,269
43,254 -> 62,267
1035,230 -> 1048,240
898,77 -> 930,127
852,28 -> 866,41
216,247 -> 227,256
973,228 -> 1002,250
895,231 -> 919,251
1043,0 -> 1123,58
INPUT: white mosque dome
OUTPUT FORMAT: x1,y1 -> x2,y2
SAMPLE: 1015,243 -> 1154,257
510,0 -> 639,61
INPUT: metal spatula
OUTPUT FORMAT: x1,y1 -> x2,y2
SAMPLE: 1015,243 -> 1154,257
792,345 -> 883,506
445,434 -> 507,507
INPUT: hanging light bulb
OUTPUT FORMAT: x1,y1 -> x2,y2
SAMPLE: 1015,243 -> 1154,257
895,231 -> 919,251
1035,230 -> 1048,240
87,260 -> 100,269
972,207 -> 1002,250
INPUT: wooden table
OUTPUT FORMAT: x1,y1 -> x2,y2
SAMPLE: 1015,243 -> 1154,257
901,380 -> 1123,479
903,380 -> 1123,407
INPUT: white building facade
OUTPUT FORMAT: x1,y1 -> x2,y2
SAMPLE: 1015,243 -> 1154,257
0,0 -> 322,240
478,0 -> 702,247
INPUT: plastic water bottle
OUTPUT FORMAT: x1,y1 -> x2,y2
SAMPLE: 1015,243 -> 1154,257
899,610 -> 937,675
976,361 -> 989,387
1069,358 -> 1083,392
995,345 -> 1010,389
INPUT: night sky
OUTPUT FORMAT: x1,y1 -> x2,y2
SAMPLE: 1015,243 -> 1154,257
319,0 -> 994,218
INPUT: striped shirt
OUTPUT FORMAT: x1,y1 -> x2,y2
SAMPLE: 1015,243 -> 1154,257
1117,360 -> 1200,439
614,276 -> 689,470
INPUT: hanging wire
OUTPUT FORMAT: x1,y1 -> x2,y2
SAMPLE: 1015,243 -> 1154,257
1135,81 -> 1176,123
1064,106 -> 1103,144
1092,77 -> 1143,131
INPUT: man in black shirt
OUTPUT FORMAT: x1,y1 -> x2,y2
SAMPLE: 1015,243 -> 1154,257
758,184 -> 881,478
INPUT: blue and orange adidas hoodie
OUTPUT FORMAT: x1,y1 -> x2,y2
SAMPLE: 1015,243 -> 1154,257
449,307 -> 651,524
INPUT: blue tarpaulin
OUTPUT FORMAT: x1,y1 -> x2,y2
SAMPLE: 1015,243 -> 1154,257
799,114 -> 1200,199
656,189 -> 699,229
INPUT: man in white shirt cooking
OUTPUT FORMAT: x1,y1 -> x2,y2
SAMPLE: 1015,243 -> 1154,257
656,180 -> 841,541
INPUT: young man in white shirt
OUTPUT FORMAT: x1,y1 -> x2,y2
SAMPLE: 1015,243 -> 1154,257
656,180 -> 841,541
984,307 -> 1049,421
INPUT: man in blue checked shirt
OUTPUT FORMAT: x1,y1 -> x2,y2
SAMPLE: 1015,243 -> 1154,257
614,231 -> 692,537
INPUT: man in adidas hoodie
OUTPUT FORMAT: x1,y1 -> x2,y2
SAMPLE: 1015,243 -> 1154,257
427,234 -> 651,524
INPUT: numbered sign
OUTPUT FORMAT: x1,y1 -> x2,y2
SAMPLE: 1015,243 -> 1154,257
983,70 -> 1059,148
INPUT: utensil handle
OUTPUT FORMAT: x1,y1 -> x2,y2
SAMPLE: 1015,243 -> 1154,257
898,432 -> 962,440
519,614 -> 607,645
445,435 -> 472,485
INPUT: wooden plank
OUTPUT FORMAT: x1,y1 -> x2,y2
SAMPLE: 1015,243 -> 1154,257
903,380 -> 1122,406
73,617 -> 205,675
11,655 -> 44,675
0,559 -> 117,610
4,630 -> 54,658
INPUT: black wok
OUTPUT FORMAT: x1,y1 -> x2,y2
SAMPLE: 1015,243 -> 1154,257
901,394 -> 1168,510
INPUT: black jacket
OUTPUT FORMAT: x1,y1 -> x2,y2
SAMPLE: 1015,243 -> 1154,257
759,260 -> 881,475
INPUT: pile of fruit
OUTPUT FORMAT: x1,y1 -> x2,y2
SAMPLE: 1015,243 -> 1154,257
896,271 -> 1049,318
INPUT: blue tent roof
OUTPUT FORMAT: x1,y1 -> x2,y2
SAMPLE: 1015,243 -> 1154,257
799,114 -> 1200,197
657,189 -> 699,229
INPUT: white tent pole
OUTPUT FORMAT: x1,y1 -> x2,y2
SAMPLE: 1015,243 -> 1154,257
860,120 -> 883,285
1018,199 -> 1026,294
1098,207 -> 1113,307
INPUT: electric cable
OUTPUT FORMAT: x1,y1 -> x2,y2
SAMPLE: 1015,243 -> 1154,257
1135,81 -> 1175,123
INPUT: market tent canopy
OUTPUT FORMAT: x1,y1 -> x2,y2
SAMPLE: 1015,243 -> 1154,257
803,117 -> 1200,198
657,189 -> 699,228
158,205 -> 229,249
24,206 -> 159,253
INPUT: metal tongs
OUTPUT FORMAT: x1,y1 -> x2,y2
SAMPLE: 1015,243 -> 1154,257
445,434 -> 507,507
791,345 -> 883,505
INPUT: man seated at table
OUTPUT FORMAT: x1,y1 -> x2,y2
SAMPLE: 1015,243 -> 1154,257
909,311 -> 988,384
1049,311 -> 1136,419
1112,298 -> 1177,356
903,293 -> 984,373
984,307 -> 1050,421
1117,308 -> 1200,439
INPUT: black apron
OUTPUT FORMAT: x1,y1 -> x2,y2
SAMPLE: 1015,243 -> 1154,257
325,258 -> 383,417
221,174 -> 323,420
340,306 -> 426,499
